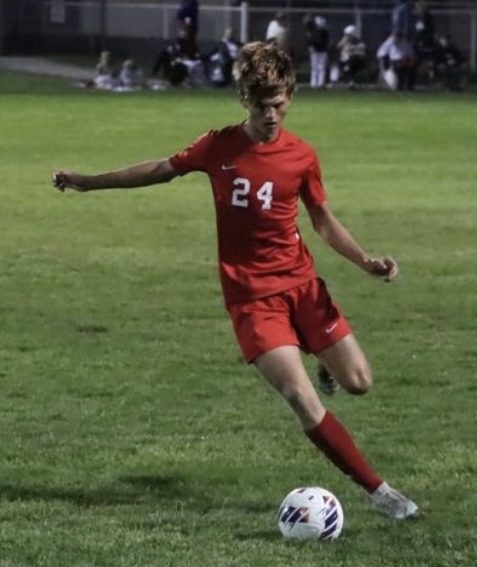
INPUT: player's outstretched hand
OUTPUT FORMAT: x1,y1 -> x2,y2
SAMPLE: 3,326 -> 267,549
52,171 -> 88,193
364,256 -> 399,282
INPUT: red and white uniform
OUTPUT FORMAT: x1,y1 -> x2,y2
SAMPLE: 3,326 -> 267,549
169,125 -> 351,360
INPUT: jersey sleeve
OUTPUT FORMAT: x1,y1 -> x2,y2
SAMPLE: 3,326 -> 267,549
299,151 -> 327,208
168,130 -> 216,175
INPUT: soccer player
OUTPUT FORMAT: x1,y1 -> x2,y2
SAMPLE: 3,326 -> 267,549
53,42 -> 418,520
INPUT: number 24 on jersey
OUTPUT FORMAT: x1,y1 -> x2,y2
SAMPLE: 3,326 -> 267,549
232,178 -> 274,210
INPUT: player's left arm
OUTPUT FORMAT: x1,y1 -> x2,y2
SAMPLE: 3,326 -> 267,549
307,202 -> 399,282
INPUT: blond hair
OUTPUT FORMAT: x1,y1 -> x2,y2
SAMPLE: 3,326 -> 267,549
233,41 -> 296,102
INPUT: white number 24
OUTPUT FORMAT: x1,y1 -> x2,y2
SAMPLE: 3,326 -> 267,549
232,178 -> 273,210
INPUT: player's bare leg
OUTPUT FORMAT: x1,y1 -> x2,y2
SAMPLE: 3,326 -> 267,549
254,345 -> 385,494
316,334 -> 372,395
256,345 -> 419,519
315,337 -> 419,519
255,345 -> 326,430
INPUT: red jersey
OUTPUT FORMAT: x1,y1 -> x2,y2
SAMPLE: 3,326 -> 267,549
169,125 -> 327,305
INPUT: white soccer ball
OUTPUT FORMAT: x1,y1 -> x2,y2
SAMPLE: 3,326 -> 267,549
278,486 -> 344,541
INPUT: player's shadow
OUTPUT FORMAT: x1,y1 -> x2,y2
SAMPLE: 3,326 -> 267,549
118,474 -> 190,499
0,474 -> 188,507
120,474 -> 276,514
0,474 -> 276,515
0,475 -> 279,544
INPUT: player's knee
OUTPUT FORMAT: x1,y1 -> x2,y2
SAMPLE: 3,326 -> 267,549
345,366 -> 373,395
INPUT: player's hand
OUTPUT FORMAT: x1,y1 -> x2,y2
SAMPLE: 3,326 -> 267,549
52,171 -> 89,193
363,256 -> 399,282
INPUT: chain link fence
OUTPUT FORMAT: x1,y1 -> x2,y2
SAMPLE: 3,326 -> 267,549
1,1 -> 476,72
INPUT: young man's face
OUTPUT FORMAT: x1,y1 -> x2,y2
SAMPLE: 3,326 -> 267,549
245,90 -> 292,142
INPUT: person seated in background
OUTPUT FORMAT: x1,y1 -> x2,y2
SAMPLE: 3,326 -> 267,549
174,27 -> 205,86
377,29 -> 417,91
336,25 -> 366,88
119,59 -> 144,91
435,35 -> 466,91
152,40 -> 188,86
207,27 -> 241,87
152,28 -> 203,87
94,51 -> 116,90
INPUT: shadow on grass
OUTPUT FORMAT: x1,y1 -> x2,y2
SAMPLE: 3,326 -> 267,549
75,324 -> 109,334
118,473 -> 187,495
120,474 -> 276,514
0,474 -> 186,507
235,529 -> 280,542
0,474 -> 276,514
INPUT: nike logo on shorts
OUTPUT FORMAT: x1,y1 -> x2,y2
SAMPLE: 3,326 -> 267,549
325,322 -> 338,334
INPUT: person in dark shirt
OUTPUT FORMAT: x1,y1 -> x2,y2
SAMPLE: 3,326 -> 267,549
391,0 -> 412,39
435,35 -> 466,91
304,14 -> 330,89
413,0 -> 436,81
177,0 -> 199,40
207,27 -> 242,87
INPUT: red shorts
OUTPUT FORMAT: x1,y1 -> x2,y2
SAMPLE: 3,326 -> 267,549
227,277 -> 352,363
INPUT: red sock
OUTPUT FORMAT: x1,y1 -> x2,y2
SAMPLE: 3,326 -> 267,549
306,411 -> 382,493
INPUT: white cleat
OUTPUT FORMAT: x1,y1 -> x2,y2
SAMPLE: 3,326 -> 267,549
371,482 -> 419,520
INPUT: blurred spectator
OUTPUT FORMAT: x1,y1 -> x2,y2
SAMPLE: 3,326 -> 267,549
413,0 -> 436,80
152,39 -> 190,86
175,28 -> 205,86
152,26 -> 204,87
220,27 -> 241,62
435,35 -> 466,91
94,51 -> 115,90
177,0 -> 199,41
303,14 -> 330,89
391,0 -> 412,39
176,25 -> 201,61
414,1 -> 435,51
207,28 -> 241,87
377,30 -> 417,90
119,59 -> 144,91
266,11 -> 288,48
152,1 -> 200,88
337,25 -> 367,88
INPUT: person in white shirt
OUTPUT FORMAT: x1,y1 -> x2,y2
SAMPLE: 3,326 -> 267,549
119,59 -> 144,91
377,30 -> 417,90
266,11 -> 288,49
94,51 -> 115,90
337,25 -> 366,88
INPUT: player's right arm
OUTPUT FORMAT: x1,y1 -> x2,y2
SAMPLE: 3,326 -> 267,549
300,148 -> 398,282
52,159 -> 178,193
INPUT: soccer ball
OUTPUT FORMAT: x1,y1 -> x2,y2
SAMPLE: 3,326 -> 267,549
278,486 -> 344,541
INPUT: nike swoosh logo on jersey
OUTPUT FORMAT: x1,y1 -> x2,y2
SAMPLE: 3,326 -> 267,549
221,164 -> 236,170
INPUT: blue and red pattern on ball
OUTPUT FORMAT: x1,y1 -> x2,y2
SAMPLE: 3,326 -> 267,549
279,506 -> 310,525
319,495 -> 340,539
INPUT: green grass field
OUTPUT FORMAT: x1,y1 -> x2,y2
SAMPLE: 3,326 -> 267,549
0,74 -> 476,566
